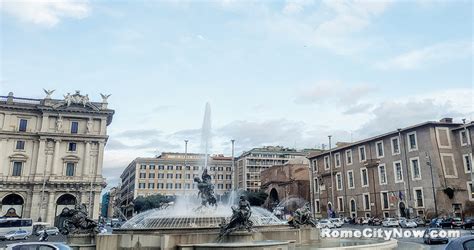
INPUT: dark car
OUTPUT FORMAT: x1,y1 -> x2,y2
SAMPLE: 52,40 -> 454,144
413,217 -> 426,227
463,217 -> 474,229
423,228 -> 449,245
445,235 -> 474,250
440,218 -> 463,228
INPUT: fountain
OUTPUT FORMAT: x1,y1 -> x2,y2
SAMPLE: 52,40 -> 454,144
96,103 -> 397,250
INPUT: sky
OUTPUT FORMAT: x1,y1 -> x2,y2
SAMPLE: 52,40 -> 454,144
1,0 -> 473,189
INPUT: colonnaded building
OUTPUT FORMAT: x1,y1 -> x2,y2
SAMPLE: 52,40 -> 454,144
0,91 -> 114,226
119,152 -> 233,218
308,118 -> 473,220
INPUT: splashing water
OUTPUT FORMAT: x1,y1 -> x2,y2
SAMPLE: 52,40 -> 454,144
201,102 -> 212,169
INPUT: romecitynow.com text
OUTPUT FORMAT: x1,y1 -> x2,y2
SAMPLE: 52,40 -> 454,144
320,228 -> 460,241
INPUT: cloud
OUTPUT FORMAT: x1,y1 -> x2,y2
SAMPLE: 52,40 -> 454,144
295,80 -> 377,106
114,129 -> 163,139
106,138 -> 179,151
375,41 -> 473,70
343,103 -> 374,115
282,0 -> 315,15
0,0 -> 90,27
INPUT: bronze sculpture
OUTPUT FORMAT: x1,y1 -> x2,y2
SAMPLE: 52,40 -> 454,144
217,195 -> 253,241
58,204 -> 98,235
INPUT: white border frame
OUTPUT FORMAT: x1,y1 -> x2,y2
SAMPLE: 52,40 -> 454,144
462,153 -> 473,174
380,191 -> 389,210
376,140 -> 384,158
363,192 -> 371,211
360,167 -> 369,187
407,131 -> 418,152
460,130 -> 471,146
324,156 -> 330,170
467,182 -> 474,201
359,145 -> 366,162
347,170 -> 355,189
345,149 -> 353,165
337,196 -> 344,212
336,172 -> 343,190
390,136 -> 400,155
413,187 -> 424,208
334,152 -> 341,168
436,127 -> 452,149
378,164 -> 387,185
410,157 -> 422,181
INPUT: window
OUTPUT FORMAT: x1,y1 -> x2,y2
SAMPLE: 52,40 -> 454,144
148,183 -> 155,189
166,183 -> 173,189
158,165 -> 164,170
393,161 -> 403,183
71,121 -> 79,134
381,191 -> 389,209
66,163 -> 75,176
338,197 -> 344,212
185,174 -> 191,179
359,146 -> 366,162
347,170 -> 354,189
68,142 -> 77,152
226,167 -> 231,171
149,165 -> 155,170
334,153 -> 341,168
193,166 -> 199,171
176,166 -> 182,170
410,157 -> 421,180
463,154 -> 473,173
436,127 -> 452,149
361,168 -> 368,187
226,174 -> 232,179
15,140 -> 25,150
175,183 -> 182,189
391,137 -> 400,155
12,161 -> 23,176
376,141 -> 384,158
324,156 -> 330,170
315,200 -> 321,213
157,183 -> 164,189
218,184 -> 224,189
140,165 -> 146,170
345,149 -> 353,165
414,188 -> 424,207
314,178 -> 319,193
167,165 -> 173,170
226,184 -> 232,189
378,164 -> 387,185
158,173 -> 164,179
363,193 -> 370,211
18,119 -> 27,132
440,153 -> 458,178
312,159 -> 318,172
139,183 -> 146,189
218,167 -> 223,171
139,173 -> 146,178
467,182 -> 474,201
460,130 -> 470,146
407,132 -> 418,151
166,173 -> 173,178
149,173 -> 155,179
336,173 -> 342,190
176,174 -> 182,179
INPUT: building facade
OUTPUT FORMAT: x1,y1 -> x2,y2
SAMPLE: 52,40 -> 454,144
260,157 -> 311,211
0,91 -> 114,226
309,118 -> 473,220
119,152 -> 233,218
235,146 -> 311,192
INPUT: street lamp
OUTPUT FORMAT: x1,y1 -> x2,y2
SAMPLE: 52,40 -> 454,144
328,135 -> 335,209
231,139 -> 235,190
184,140 -> 188,196
426,152 -> 438,218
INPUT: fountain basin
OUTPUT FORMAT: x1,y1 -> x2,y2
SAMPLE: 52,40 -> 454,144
178,240 -> 296,250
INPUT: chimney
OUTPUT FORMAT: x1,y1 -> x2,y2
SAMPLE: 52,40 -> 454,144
439,118 -> 453,123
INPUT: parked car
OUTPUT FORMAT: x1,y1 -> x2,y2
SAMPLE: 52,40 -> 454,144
445,235 -> 474,250
441,218 -> 463,228
423,228 -> 449,245
413,217 -> 426,227
0,230 -> 30,241
6,242 -> 71,250
382,218 -> 399,227
369,217 -> 382,226
400,219 -> 418,228
462,217 -> 474,229
316,219 -> 335,229
329,218 -> 343,228
44,227 -> 60,235
429,218 -> 443,228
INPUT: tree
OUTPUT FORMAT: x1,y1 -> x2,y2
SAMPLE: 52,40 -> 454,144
243,190 -> 268,206
133,194 -> 172,213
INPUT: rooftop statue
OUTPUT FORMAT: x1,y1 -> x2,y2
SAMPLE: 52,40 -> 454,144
288,203 -> 316,228
58,204 -> 98,235
193,168 -> 217,209
217,195 -> 253,241
63,91 -> 90,107
43,89 -> 55,99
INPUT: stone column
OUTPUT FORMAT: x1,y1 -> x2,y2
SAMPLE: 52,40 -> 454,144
36,139 -> 47,179
83,141 -> 91,177
99,118 -> 107,135
30,191 -> 42,221
40,115 -> 49,132
46,192 -> 56,225
0,139 -> 5,176
97,141 -> 105,176
52,140 -> 61,176
92,191 -> 100,220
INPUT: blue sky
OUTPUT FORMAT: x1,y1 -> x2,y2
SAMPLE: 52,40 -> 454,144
1,0 -> 472,188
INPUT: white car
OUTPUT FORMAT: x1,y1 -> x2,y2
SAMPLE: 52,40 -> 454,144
382,218 -> 399,227
330,218 -> 343,228
316,219 -> 335,229
399,219 -> 417,228
6,242 -> 72,250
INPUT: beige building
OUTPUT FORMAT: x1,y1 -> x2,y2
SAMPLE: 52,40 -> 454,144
235,146 -> 312,192
0,91 -> 114,226
119,152 -> 233,218
309,118 -> 473,219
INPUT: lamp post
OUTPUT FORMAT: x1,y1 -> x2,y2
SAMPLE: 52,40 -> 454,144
426,152 -> 438,218
231,139 -> 235,190
184,140 -> 188,196
328,135 -> 335,211
463,119 -> 473,186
